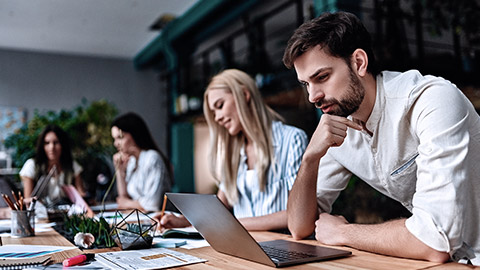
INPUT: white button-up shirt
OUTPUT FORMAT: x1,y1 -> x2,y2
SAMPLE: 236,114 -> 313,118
316,70 -> 480,265
126,149 -> 172,212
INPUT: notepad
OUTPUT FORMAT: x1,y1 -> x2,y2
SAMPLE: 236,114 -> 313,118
0,255 -> 50,268
159,227 -> 203,239
0,245 -> 76,258
0,244 -> 75,268
0,245 -> 77,268
152,239 -> 187,248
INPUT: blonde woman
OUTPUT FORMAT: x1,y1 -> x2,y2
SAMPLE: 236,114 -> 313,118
157,69 -> 307,231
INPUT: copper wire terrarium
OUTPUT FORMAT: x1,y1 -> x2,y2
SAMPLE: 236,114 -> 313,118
111,209 -> 157,250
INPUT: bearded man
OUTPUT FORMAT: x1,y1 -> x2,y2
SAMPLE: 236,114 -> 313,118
283,11 -> 480,266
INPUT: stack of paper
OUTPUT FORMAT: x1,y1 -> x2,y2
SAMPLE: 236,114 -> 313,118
96,248 -> 207,269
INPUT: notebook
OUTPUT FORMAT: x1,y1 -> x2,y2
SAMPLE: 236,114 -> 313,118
166,193 -> 351,268
160,226 -> 203,239
0,245 -> 63,269
0,256 -> 50,268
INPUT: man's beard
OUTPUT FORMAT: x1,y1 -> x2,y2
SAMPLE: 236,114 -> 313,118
318,67 -> 365,117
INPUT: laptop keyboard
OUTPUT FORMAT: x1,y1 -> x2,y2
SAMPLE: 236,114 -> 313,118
260,245 -> 316,262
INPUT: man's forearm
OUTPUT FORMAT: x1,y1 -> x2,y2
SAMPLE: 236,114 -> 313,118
319,216 -> 450,263
287,155 -> 320,239
287,115 -> 363,240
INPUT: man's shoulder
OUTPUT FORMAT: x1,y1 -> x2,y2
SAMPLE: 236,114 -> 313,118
381,70 -> 425,95
381,70 -> 455,99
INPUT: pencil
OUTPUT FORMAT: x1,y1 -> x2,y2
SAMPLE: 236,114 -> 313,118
159,194 -> 168,222
2,194 -> 16,210
11,190 -> 20,210
11,190 -> 19,204
18,192 -> 24,210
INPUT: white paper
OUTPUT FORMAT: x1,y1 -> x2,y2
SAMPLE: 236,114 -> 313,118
96,248 -> 206,270
0,245 -> 76,258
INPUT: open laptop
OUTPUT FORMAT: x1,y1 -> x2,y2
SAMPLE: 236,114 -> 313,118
166,193 -> 351,268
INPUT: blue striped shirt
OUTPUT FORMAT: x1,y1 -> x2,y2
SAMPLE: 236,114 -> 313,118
229,121 -> 308,218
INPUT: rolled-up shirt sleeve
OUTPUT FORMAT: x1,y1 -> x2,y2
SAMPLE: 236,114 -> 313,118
316,152 -> 352,214
406,82 -> 472,258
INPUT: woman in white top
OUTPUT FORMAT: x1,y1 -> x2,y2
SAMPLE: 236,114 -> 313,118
111,112 -> 173,212
20,124 -> 85,204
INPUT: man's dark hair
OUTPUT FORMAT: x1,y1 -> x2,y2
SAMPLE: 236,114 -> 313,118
283,11 -> 378,76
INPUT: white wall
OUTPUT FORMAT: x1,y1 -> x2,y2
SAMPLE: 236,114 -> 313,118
0,48 -> 168,154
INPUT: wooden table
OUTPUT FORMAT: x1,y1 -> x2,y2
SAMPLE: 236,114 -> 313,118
1,229 -> 477,269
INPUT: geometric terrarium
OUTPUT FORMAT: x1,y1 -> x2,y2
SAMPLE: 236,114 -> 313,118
111,209 -> 157,250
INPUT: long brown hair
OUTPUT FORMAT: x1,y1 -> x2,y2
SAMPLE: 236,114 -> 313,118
34,125 -> 73,183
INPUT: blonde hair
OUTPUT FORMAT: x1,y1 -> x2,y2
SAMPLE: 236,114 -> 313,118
203,69 -> 283,204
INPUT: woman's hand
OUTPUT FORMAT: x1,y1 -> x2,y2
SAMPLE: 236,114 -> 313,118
153,212 -> 191,231
113,152 -> 129,173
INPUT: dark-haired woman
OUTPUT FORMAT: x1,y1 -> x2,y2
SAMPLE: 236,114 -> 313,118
19,125 -> 85,203
111,112 -> 172,212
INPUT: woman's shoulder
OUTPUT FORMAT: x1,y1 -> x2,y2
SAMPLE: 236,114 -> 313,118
20,158 -> 36,169
272,121 -> 308,142
19,158 -> 36,177
139,150 -> 164,164
23,158 -> 36,167
138,150 -> 170,175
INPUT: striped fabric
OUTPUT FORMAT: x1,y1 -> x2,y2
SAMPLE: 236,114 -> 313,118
232,121 -> 308,218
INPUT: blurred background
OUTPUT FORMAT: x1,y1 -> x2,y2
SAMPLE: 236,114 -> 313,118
1,0 -> 479,222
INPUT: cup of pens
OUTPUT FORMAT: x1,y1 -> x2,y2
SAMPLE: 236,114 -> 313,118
11,209 -> 35,238
2,192 -> 36,238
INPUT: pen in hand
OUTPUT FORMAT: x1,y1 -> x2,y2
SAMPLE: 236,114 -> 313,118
159,194 -> 168,229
